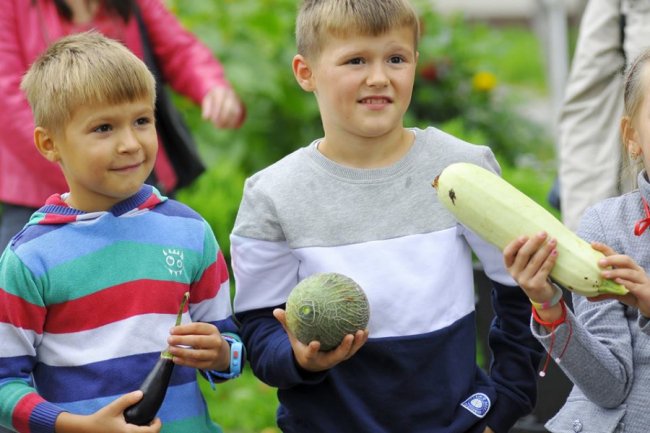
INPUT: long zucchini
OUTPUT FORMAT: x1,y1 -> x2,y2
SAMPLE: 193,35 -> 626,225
433,162 -> 627,297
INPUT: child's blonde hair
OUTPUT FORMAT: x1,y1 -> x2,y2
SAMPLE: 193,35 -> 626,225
21,31 -> 156,135
623,49 -> 650,125
622,49 -> 650,175
296,0 -> 420,60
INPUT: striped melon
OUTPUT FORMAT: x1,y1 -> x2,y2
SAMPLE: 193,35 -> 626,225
285,273 -> 370,351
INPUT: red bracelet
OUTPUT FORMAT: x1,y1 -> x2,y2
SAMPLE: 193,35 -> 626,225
532,299 -> 572,377
532,298 -> 567,327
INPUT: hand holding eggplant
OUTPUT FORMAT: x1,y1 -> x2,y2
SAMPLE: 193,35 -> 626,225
123,292 -> 190,426
167,322 -> 231,371
56,390 -> 162,432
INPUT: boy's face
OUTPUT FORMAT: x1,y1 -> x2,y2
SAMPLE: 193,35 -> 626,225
35,98 -> 157,212
294,25 -> 417,143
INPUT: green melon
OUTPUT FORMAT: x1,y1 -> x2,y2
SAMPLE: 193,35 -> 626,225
285,272 -> 370,351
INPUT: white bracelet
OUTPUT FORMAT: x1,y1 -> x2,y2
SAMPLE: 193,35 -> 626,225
530,282 -> 563,311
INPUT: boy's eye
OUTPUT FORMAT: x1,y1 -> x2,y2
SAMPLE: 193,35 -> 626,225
93,124 -> 112,133
347,57 -> 365,65
388,56 -> 405,64
135,116 -> 153,126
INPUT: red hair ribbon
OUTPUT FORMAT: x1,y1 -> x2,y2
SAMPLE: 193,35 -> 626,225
635,197 -> 650,236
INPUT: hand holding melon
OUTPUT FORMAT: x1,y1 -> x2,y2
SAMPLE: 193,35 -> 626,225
276,272 -> 370,371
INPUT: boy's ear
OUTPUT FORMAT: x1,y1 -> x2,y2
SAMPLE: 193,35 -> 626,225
292,54 -> 315,92
34,127 -> 62,163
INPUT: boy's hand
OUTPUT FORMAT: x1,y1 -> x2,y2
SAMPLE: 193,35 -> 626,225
167,322 -> 230,371
273,308 -> 368,372
590,242 -> 650,317
503,231 -> 558,303
55,391 -> 162,432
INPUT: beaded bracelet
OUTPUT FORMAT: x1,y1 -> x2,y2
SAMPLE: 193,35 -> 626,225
529,282 -> 563,311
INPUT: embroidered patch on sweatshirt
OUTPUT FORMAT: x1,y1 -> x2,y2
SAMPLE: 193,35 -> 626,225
460,393 -> 490,418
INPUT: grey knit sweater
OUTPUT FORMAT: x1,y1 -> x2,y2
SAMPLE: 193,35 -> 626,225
534,171 -> 650,433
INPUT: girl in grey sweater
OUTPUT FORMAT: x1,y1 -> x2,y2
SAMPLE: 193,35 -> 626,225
503,48 -> 650,432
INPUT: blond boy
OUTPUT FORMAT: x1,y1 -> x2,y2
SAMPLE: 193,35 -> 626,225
0,32 -> 242,433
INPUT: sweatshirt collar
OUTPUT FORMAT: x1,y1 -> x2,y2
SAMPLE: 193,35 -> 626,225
28,184 -> 167,226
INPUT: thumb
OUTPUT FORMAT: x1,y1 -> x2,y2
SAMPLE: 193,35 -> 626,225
110,390 -> 144,412
273,308 -> 287,327
273,308 -> 294,338
591,241 -> 617,257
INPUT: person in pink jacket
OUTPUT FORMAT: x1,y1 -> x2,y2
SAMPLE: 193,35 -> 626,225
0,0 -> 246,250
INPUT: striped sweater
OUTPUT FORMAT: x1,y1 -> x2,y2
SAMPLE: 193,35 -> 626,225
0,185 -> 237,433
231,127 -> 543,433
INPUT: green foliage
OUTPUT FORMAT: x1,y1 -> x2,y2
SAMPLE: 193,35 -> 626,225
167,0 -> 322,177
501,162 -> 560,219
199,370 -> 280,433
411,10 -> 553,165
176,160 -> 246,259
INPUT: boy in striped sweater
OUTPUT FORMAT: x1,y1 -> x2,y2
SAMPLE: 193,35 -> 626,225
0,32 -> 241,433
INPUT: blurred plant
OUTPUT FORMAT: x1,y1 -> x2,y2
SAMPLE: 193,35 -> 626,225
472,71 -> 497,92
166,0 -> 322,177
409,10 -> 552,165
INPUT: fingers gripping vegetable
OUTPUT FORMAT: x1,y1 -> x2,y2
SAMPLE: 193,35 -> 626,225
124,291 -> 190,425
432,162 -> 628,297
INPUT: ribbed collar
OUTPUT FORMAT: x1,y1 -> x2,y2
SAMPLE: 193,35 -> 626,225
28,184 -> 166,226
305,128 -> 422,183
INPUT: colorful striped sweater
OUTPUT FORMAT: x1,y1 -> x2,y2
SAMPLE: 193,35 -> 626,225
0,185 -> 237,433
231,127 -> 543,433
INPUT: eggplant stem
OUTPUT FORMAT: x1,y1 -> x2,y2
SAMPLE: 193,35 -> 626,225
175,292 -> 190,327
162,292 -> 190,359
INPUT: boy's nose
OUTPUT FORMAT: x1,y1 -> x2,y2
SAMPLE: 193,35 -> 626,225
117,130 -> 142,153
367,64 -> 390,87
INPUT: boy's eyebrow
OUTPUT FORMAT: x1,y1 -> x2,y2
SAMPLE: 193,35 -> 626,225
78,103 -> 155,124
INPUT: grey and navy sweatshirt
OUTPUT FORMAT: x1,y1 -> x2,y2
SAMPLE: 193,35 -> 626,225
231,127 -> 543,433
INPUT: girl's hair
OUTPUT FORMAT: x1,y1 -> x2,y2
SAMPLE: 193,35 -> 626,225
295,0 -> 420,60
20,31 -> 156,135
31,0 -> 135,22
623,49 -> 650,121
621,49 -> 650,177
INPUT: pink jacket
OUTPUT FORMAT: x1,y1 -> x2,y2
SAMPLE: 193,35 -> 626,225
0,0 -> 241,207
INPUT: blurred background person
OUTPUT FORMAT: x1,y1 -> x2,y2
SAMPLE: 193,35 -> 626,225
557,0 -> 648,230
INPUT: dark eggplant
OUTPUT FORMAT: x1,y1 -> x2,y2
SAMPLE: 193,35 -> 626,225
123,355 -> 174,425
124,292 -> 189,425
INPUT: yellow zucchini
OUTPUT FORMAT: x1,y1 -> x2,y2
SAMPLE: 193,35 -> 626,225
432,162 -> 627,297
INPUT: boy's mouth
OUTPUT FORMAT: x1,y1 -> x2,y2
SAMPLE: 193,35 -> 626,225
111,161 -> 144,171
358,96 -> 392,104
